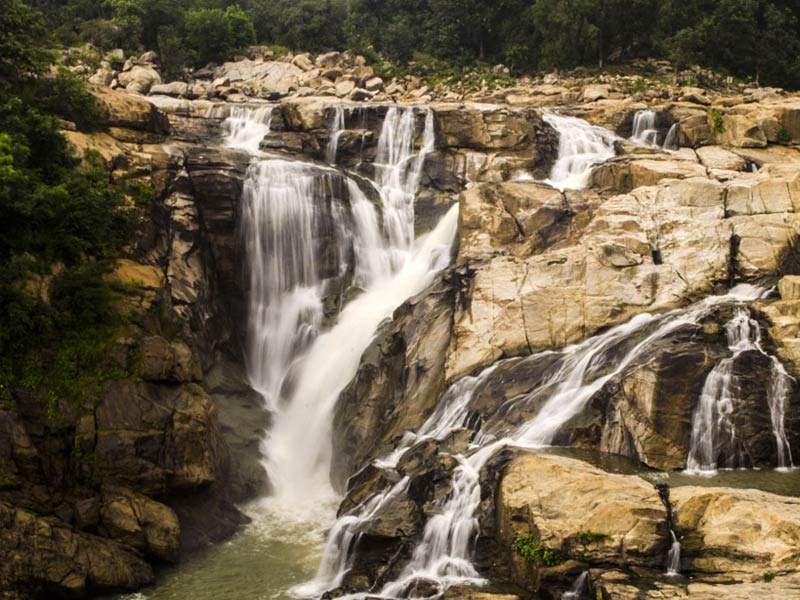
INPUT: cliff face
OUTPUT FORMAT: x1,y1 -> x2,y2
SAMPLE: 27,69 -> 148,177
4,63 -> 800,599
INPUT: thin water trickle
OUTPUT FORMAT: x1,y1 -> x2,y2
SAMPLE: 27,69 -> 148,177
326,105 -> 345,165
666,530 -> 681,576
562,571 -> 589,599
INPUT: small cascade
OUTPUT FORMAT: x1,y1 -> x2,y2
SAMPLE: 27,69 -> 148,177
686,308 -> 795,473
374,107 -> 436,255
630,109 -> 659,146
222,105 -> 273,153
543,113 -> 617,190
663,123 -> 679,151
562,571 -> 589,599
310,285 -> 771,598
666,530 -> 681,576
326,105 -> 346,164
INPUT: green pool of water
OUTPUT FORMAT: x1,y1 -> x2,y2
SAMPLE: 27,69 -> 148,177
114,497 -> 338,600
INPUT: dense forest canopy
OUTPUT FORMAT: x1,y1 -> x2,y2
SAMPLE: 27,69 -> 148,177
22,0 -> 800,89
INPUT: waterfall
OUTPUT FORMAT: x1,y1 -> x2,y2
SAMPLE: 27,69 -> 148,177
310,285 -> 772,598
630,109 -> 659,146
666,530 -> 681,576
326,105 -> 346,165
663,123 -> 679,151
240,105 -> 449,511
562,571 -> 589,599
543,113 -> 617,190
686,308 -> 795,473
223,105 -> 273,153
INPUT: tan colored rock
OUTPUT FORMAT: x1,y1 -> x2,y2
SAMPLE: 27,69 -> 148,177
680,87 -> 711,105
117,65 -> 161,94
89,86 -> 169,134
291,53 -> 314,71
677,115 -> 713,147
696,146 -> 746,171
582,84 -> 610,102
100,486 -> 180,562
671,486 -> 800,579
150,81 -> 189,97
335,79 -> 356,97
364,76 -> 384,92
779,275 -> 800,300
592,156 -> 707,193
498,453 -> 667,589
448,178 -> 730,380
719,113 -> 768,148
730,213 -> 800,278
725,172 -> 800,216
435,103 -> 543,150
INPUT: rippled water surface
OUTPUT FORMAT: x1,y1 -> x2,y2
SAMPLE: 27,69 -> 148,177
115,498 -> 337,600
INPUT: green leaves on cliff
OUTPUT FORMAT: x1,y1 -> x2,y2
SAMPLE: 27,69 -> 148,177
0,0 -> 140,412
512,533 -> 565,567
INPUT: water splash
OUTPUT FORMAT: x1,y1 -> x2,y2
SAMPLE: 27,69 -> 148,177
663,123 -> 679,151
562,571 -> 589,599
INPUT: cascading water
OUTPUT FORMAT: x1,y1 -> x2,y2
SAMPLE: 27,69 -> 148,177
666,530 -> 681,576
629,109 -> 659,146
223,105 -> 273,153
326,105 -> 345,165
543,113 -> 617,190
663,123 -> 679,151
248,105 -> 449,511
311,285 -> 773,599
562,571 -> 589,599
686,308 -> 795,473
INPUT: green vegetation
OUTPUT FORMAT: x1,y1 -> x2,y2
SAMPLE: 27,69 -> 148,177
763,571 -> 776,582
512,533 -> 565,567
1,0 -> 145,418
14,0 -> 800,90
709,108 -> 726,134
777,126 -> 792,144
578,530 -> 609,544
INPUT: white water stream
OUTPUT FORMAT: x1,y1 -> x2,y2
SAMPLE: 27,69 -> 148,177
629,109 -> 659,146
542,112 -> 617,190
686,308 -> 795,473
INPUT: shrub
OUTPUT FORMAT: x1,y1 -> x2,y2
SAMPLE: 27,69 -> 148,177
513,533 -> 565,567
709,108 -> 725,134
183,5 -> 255,67
778,126 -> 792,144
578,530 -> 609,544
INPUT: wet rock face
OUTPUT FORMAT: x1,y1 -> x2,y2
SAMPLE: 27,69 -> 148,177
332,273 -> 456,487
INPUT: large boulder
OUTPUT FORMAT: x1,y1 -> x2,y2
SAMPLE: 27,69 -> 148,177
117,65 -> 162,94
672,486 -> 800,580
497,453 -> 668,592
100,486 -> 180,562
89,86 -> 169,135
